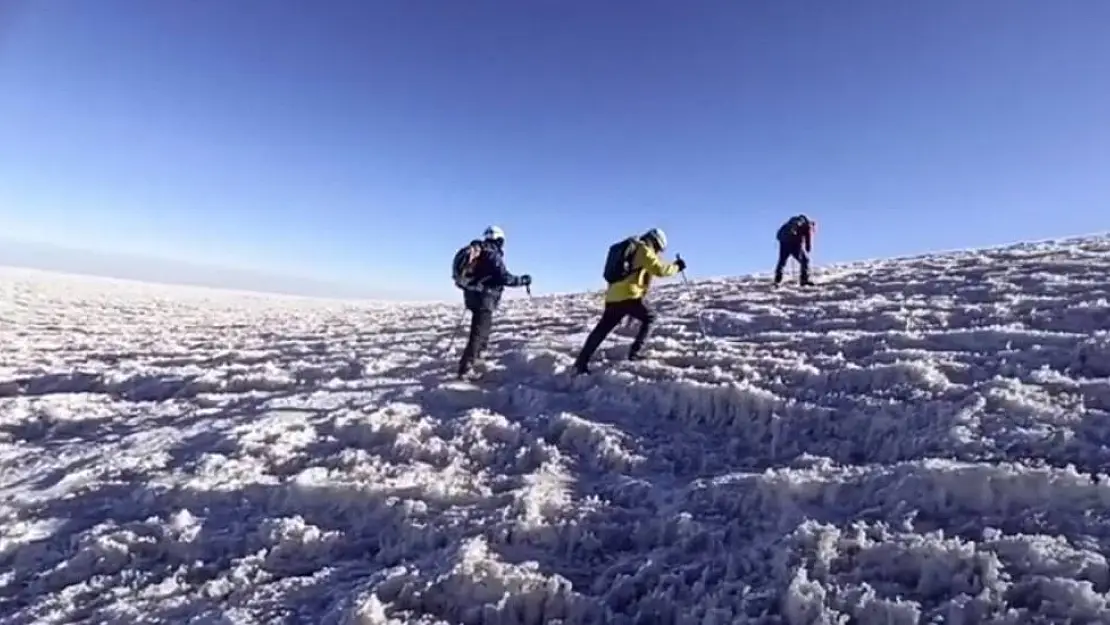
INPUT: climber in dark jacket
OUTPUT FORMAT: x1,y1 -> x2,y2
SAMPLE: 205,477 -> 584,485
453,225 -> 532,379
774,214 -> 816,286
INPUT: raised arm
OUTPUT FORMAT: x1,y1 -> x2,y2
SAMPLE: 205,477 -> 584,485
487,249 -> 525,287
641,244 -> 681,278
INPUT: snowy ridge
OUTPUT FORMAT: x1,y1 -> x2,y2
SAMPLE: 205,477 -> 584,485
2,236 -> 1110,624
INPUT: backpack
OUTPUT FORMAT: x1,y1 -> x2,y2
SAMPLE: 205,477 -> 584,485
452,241 -> 485,289
777,216 -> 809,242
602,237 -> 638,284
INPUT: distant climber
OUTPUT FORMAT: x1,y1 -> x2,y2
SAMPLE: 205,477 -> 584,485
572,228 -> 684,374
774,214 -> 816,286
451,225 -> 532,379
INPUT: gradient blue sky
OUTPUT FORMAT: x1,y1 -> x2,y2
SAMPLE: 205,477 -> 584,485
1,1 -> 1108,300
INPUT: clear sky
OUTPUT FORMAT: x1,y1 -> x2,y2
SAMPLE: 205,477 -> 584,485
1,1 -> 1108,300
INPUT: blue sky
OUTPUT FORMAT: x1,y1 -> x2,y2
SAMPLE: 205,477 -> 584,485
1,1 -> 1108,300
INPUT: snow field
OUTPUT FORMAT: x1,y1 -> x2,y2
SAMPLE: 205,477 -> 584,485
1,236 -> 1110,624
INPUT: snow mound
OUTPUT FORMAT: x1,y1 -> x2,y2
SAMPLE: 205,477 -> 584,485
3,235 -> 1110,624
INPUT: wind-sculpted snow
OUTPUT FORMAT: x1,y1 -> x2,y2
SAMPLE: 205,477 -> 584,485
2,235 -> 1110,624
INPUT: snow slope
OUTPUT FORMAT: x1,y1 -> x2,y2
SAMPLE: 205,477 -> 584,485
2,236 -> 1110,624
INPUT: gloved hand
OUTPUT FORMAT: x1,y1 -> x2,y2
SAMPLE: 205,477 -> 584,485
674,257 -> 687,272
519,274 -> 532,287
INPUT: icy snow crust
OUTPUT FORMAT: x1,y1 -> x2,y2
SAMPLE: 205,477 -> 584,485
3,237 -> 1110,624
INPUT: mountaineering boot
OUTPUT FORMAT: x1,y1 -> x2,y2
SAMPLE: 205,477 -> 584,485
471,358 -> 491,374
457,360 -> 484,381
457,358 -> 476,380
799,265 -> 813,287
627,338 -> 648,361
626,310 -> 654,361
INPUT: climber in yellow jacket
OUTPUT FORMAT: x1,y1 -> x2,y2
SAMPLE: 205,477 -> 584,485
573,228 -> 685,374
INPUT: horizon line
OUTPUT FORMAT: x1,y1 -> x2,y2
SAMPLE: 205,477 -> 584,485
3,230 -> 1107,303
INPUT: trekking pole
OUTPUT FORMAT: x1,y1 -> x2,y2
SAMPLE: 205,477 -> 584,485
675,254 -> 709,343
440,308 -> 467,359
523,283 -> 534,311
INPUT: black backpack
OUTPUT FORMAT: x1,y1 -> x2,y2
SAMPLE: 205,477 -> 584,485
602,237 -> 638,284
452,240 -> 485,289
777,215 -> 809,242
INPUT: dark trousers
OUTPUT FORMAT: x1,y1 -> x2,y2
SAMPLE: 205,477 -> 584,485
574,298 -> 657,370
458,307 -> 493,375
774,240 -> 810,284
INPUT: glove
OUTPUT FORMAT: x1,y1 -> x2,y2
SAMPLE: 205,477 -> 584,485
674,258 -> 687,272
519,274 -> 532,287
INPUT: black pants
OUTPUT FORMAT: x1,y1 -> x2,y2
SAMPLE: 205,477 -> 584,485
573,298 -> 657,370
774,240 -> 810,284
458,307 -> 493,376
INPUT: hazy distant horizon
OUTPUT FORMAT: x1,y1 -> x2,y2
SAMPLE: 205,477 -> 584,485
0,237 -> 437,302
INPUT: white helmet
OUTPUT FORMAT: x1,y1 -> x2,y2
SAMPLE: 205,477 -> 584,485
483,225 -> 505,242
642,227 -> 667,251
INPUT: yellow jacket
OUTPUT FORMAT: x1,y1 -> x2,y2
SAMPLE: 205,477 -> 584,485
604,240 -> 681,303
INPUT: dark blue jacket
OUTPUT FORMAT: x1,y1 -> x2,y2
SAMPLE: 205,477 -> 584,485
776,217 -> 814,252
463,239 -> 526,312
